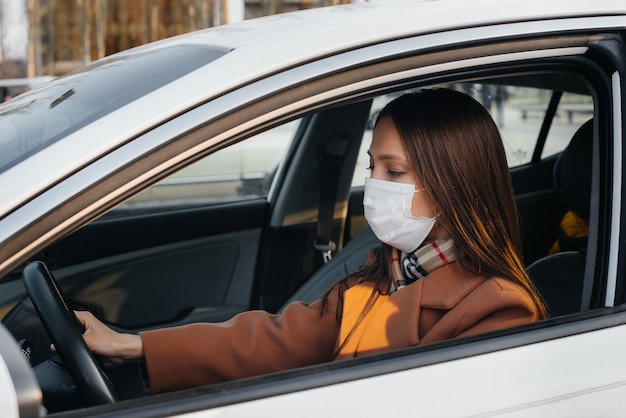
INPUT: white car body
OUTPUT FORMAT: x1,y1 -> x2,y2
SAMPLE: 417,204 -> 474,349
189,325 -> 626,417
0,0 -> 625,416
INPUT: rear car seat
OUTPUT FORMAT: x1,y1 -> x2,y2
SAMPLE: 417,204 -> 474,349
526,118 -> 593,316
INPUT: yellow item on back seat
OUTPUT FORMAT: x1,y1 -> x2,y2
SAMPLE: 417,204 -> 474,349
548,210 -> 589,255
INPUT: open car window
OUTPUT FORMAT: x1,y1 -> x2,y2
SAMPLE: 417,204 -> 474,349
352,82 -> 594,188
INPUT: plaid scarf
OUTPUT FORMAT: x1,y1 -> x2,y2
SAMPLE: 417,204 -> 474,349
391,237 -> 455,292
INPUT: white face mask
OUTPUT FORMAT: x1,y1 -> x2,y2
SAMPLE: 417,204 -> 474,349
363,177 -> 436,253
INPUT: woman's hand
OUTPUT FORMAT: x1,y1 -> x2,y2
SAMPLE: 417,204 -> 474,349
69,311 -> 145,363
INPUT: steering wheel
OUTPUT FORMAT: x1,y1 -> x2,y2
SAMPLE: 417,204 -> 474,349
22,261 -> 120,406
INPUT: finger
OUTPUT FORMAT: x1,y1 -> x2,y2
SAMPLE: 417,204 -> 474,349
74,310 -> 93,333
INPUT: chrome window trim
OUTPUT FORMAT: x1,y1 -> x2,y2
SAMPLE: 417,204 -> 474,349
606,71 -> 623,307
294,47 -> 590,106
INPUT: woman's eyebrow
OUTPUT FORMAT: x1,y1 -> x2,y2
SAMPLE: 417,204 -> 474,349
380,154 -> 408,161
368,150 -> 408,162
367,149 -> 409,163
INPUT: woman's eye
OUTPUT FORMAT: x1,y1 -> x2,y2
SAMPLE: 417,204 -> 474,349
388,170 -> 404,177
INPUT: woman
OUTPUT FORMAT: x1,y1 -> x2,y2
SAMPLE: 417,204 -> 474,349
76,88 -> 547,394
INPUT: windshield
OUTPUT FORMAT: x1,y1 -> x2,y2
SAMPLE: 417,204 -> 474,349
0,45 -> 227,173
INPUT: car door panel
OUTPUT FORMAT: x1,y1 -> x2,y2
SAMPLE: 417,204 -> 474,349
43,199 -> 267,266
2,201 -> 266,366
16,199 -> 268,331
198,320 -> 626,418
79,310 -> 626,417
56,228 -> 260,329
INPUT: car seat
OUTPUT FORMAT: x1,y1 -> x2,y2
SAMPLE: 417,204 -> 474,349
278,225 -> 379,311
526,118 -> 593,317
548,118 -> 593,254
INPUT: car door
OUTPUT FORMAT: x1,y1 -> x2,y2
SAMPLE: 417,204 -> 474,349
108,25 -> 624,417
144,28 -> 626,417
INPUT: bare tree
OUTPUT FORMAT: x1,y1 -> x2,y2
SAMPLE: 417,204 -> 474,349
75,0 -> 107,65
213,0 -> 222,26
150,0 -> 159,42
138,0 -> 160,44
76,0 -> 92,65
27,0 -> 51,77
183,0 -> 194,32
200,0 -> 212,29
45,0 -> 55,75
117,1 -> 130,51
94,0 -> 107,60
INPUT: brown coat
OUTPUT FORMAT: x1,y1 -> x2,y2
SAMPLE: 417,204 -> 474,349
139,262 -> 539,393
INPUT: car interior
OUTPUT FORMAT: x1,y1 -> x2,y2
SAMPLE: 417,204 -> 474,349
286,81 -> 595,314
0,63 -> 604,413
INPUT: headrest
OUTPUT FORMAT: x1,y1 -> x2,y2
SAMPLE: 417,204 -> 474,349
559,118 -> 593,220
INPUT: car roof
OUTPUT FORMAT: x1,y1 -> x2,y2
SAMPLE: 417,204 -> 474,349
123,0 -> 626,86
139,0 -> 625,50
0,0 -> 625,220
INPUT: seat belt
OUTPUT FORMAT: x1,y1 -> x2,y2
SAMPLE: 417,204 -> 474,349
314,132 -> 350,264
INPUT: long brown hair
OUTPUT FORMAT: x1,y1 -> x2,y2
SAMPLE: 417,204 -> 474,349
322,88 -> 547,326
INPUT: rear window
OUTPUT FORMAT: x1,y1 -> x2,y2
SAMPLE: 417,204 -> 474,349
0,45 -> 227,173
